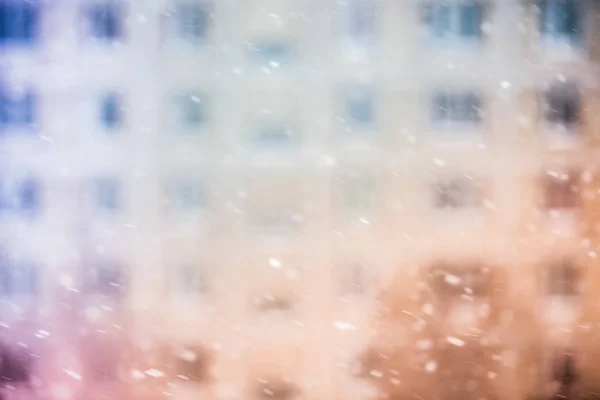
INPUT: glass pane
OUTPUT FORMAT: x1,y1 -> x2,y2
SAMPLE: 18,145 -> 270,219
459,3 -> 483,38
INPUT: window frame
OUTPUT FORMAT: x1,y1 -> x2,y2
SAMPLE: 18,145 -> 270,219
85,1 -> 124,42
0,0 -> 40,47
421,1 -> 485,46
538,0 -> 583,46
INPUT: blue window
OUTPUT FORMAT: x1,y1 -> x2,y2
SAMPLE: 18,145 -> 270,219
0,91 -> 36,131
100,92 -> 122,131
0,263 -> 37,299
178,93 -> 204,129
254,125 -> 295,148
88,2 -> 122,40
423,2 -> 483,41
172,180 -> 204,210
539,0 -> 581,43
18,178 -> 38,212
345,89 -> 374,128
432,91 -> 482,123
176,2 -> 209,43
459,3 -> 483,38
249,42 -> 292,66
0,177 -> 40,215
347,0 -> 376,45
0,1 -> 39,46
92,178 -> 120,211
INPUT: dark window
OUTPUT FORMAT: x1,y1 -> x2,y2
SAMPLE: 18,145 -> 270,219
249,42 -> 292,66
178,94 -> 204,129
432,92 -> 482,123
548,260 -> 579,296
544,172 -> 579,209
429,263 -> 493,299
92,178 -> 120,211
539,0 -> 581,43
345,89 -> 374,128
544,86 -> 580,129
423,2 -> 483,41
0,1 -> 39,46
0,91 -> 36,131
18,178 -> 38,213
173,346 -> 212,382
254,380 -> 299,400
347,0 -> 376,44
0,177 -> 40,214
459,3 -> 483,38
177,2 -> 209,43
88,2 -> 122,40
100,92 -> 122,130
254,295 -> 294,316
434,177 -> 481,209
84,264 -> 126,298
254,125 -> 295,148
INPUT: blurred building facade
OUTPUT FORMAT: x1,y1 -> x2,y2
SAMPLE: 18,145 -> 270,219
1,0 -> 600,399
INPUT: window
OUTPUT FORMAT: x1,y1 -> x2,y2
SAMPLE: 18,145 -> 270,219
539,0 -> 581,44
253,294 -> 296,321
346,0 -> 376,45
0,90 -> 36,131
173,346 -> 212,383
433,177 -> 481,209
422,2 -> 484,42
87,2 -> 122,41
91,177 -> 120,212
428,263 -> 492,299
16,178 -> 38,212
341,264 -> 367,295
0,177 -> 40,215
254,379 -> 299,400
176,93 -> 205,130
0,1 -> 39,46
548,259 -> 579,296
344,87 -> 374,130
543,85 -> 580,130
99,92 -> 122,131
83,264 -> 125,298
431,91 -> 482,123
170,180 -> 204,211
175,2 -> 210,44
253,125 -> 296,149
249,212 -> 301,236
248,41 -> 292,66
543,171 -> 579,209
0,262 -> 37,299
171,265 -> 206,296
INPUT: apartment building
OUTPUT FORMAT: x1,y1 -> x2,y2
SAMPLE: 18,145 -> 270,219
1,0 -> 600,400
